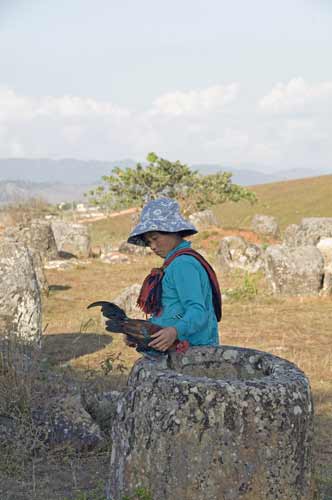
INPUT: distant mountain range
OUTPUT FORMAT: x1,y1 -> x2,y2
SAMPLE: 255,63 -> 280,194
0,158 -> 331,205
0,158 -> 135,185
0,180 -> 90,206
193,164 -> 332,186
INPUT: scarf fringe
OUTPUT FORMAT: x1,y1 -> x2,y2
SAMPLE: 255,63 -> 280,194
136,267 -> 164,316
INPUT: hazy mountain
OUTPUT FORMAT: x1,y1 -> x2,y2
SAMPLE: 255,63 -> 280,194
193,164 -> 332,185
1,158 -> 331,187
0,158 -> 331,206
0,158 -> 136,184
0,180 -> 90,206
193,164 -> 276,185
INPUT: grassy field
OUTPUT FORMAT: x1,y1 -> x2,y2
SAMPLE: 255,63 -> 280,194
1,175 -> 332,499
43,214 -> 332,499
214,173 -> 332,231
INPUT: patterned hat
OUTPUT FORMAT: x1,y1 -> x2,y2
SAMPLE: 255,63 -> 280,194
127,197 -> 198,246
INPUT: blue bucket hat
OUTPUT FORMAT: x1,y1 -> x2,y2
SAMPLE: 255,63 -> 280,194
127,197 -> 198,246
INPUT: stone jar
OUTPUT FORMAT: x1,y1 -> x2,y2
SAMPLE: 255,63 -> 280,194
0,238 -> 42,344
264,244 -> 324,296
110,346 -> 314,500
51,221 -> 91,258
251,214 -> 280,239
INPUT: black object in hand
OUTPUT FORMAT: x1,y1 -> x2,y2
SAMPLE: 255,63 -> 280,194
87,301 -> 161,350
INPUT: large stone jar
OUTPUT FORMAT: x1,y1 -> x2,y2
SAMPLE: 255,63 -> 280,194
110,346 -> 314,500
0,238 -> 42,344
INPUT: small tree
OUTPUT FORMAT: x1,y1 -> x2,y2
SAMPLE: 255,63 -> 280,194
86,153 -> 256,215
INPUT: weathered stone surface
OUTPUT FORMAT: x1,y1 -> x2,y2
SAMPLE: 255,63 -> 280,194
44,259 -> 91,270
82,390 -> 121,432
189,209 -> 219,229
265,244 -> 324,295
29,249 -> 49,295
3,220 -> 58,262
2,226 -> 49,294
284,218 -> 332,247
2,221 -> 57,294
251,214 -> 280,239
110,346 -> 314,500
218,236 -> 264,273
316,237 -> 332,267
51,221 -> 91,258
32,394 -> 105,451
0,238 -> 42,344
118,241 -> 152,255
283,223 -> 301,246
100,243 -> 115,256
321,263 -> 332,296
113,284 -> 142,315
100,252 -> 130,264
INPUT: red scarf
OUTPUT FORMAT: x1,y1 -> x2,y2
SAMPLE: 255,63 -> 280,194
137,248 -> 222,321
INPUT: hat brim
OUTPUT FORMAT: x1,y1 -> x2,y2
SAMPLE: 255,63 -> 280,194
127,227 -> 198,247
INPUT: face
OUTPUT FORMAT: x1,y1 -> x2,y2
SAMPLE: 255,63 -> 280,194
144,231 -> 183,258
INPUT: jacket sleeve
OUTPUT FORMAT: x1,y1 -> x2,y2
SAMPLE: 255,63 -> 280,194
170,258 -> 209,341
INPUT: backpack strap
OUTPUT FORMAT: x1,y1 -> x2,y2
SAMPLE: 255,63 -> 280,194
137,248 -> 222,321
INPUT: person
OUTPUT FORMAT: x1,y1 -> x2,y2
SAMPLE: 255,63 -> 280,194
127,197 -> 222,352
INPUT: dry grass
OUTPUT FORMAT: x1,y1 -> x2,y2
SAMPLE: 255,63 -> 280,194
214,173 -> 332,232
86,213 -> 134,247
0,198 -> 56,227
1,204 -> 332,498
39,240 -> 332,498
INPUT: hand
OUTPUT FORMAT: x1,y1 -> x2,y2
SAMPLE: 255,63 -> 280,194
148,327 -> 178,352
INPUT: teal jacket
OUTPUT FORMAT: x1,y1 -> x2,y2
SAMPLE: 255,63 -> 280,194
149,240 -> 220,346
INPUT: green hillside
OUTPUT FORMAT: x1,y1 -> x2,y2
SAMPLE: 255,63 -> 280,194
214,174 -> 332,233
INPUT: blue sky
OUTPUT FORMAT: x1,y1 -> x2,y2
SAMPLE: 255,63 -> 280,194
0,0 -> 331,171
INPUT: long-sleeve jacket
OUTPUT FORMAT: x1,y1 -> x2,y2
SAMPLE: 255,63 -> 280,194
149,240 -> 219,346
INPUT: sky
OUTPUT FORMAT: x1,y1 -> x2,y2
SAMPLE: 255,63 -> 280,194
0,0 -> 332,172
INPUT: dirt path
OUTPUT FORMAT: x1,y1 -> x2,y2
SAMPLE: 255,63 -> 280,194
77,207 -> 138,223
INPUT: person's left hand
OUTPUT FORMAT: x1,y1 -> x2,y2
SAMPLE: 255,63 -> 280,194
148,327 -> 178,352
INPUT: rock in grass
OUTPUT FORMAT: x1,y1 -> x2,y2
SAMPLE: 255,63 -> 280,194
264,244 -> 324,295
51,221 -> 91,258
284,217 -> 332,247
100,252 -> 130,264
189,209 -> 219,229
118,241 -> 152,255
251,214 -> 280,239
218,235 -> 265,273
321,263 -> 332,296
3,220 -> 58,262
113,284 -> 142,314
317,237 -> 332,267
0,238 -> 42,344
32,394 -> 105,452
3,222 -> 54,294
82,390 -> 121,432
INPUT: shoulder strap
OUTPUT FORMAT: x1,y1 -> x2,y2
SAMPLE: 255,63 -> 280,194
163,248 -> 222,321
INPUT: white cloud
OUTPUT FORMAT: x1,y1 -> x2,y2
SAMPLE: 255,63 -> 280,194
0,83 -> 331,170
259,77 -> 332,114
62,124 -> 84,145
206,129 -> 249,151
0,88 -> 35,121
36,95 -> 131,118
0,87 -> 131,122
150,84 -> 239,116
